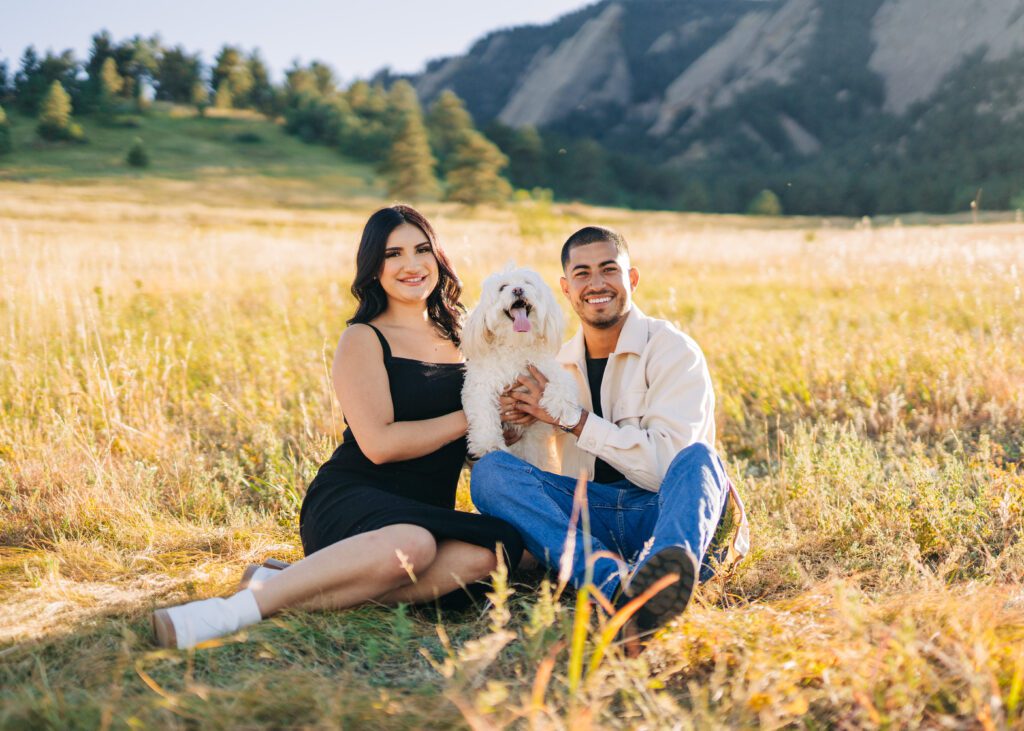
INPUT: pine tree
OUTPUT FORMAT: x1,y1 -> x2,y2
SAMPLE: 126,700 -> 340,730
214,82 -> 233,110
445,130 -> 512,205
98,57 -> 123,120
155,45 -> 202,103
246,51 -> 275,115
385,80 -> 423,141
385,113 -> 439,200
37,80 -> 83,141
748,189 -> 783,216
212,46 -> 252,109
0,61 -> 11,104
679,180 -> 711,212
0,104 -> 12,155
191,81 -> 209,116
506,125 -> 546,188
426,90 -> 474,174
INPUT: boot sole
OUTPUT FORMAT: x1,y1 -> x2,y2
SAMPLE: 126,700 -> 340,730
630,546 -> 698,631
152,608 -> 177,648
238,558 -> 291,590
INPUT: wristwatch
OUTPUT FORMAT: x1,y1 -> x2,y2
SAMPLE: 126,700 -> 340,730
558,405 -> 584,433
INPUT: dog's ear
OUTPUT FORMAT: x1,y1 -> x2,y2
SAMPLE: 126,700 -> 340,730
462,288 -> 495,360
536,281 -> 565,351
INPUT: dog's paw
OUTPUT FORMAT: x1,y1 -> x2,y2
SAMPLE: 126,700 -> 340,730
539,375 -> 580,425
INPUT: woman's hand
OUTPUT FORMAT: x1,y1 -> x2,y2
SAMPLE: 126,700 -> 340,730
502,422 -> 523,446
500,383 -> 537,427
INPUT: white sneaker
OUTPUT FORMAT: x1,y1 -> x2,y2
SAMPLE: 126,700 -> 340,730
152,590 -> 262,649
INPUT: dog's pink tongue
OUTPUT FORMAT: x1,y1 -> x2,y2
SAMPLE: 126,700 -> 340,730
512,307 -> 531,333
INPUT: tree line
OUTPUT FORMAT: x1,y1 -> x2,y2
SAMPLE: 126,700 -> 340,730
0,30 -> 787,213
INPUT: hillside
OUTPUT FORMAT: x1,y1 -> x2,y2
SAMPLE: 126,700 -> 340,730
408,0 -> 1024,215
0,105 -> 381,205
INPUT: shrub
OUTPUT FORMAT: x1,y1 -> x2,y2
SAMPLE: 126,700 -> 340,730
233,131 -> 263,144
747,189 -> 783,216
125,137 -> 149,168
108,115 -> 142,129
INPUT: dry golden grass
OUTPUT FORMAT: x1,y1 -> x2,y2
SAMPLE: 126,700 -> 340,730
1,179 -> 1022,729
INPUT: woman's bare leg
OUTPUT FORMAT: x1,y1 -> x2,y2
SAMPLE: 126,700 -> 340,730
289,540 -> 500,611
378,540 -> 497,604
249,524 -> 436,616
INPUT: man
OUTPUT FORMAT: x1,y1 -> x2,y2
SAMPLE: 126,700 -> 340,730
470,226 -> 749,632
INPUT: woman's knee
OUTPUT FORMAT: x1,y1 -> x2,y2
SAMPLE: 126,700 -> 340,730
464,544 -> 498,580
372,525 -> 437,578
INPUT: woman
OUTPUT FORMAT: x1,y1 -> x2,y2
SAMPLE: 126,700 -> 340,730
153,205 -> 523,649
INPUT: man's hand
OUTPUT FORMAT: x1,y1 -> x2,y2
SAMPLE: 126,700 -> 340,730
511,365 -> 560,426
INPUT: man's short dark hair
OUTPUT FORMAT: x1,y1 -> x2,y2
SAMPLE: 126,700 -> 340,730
560,226 -> 629,270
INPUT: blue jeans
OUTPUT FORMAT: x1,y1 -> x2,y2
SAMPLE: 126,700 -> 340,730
470,442 -> 730,601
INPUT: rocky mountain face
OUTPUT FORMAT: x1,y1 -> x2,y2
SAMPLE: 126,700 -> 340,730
409,0 -> 1024,214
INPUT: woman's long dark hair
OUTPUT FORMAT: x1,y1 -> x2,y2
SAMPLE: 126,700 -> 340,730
347,205 -> 465,346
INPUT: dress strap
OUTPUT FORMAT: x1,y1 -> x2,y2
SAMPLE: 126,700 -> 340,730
364,323 -> 393,360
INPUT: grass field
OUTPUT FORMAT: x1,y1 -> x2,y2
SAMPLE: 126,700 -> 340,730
1,167 -> 1023,729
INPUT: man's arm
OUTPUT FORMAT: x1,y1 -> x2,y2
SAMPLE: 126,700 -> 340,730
572,336 -> 713,490
512,333 -> 714,491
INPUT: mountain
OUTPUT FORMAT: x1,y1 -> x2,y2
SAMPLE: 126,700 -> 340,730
408,0 -> 1024,215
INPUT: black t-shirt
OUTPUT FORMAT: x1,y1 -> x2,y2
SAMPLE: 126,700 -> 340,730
585,355 -> 627,484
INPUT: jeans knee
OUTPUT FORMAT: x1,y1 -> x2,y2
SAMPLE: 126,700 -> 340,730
670,441 -> 715,471
470,451 -> 520,512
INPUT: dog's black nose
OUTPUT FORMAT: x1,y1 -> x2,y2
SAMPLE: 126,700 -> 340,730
512,287 -> 524,298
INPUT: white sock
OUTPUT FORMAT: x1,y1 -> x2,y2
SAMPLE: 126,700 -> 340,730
166,589 -> 263,649
225,589 -> 263,625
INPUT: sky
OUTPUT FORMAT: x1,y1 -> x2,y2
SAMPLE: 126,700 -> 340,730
1,1 -> 591,82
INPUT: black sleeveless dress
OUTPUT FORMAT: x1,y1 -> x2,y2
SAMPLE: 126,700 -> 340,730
299,324 -> 523,572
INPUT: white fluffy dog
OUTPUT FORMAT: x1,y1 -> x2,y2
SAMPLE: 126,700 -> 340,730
462,266 -> 579,470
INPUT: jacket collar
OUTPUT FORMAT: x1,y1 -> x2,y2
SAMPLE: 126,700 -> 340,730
557,306 -> 649,369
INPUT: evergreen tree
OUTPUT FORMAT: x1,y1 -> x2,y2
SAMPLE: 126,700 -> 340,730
678,180 -> 711,212
385,112 -> 439,200
0,61 -> 12,104
125,136 -> 149,167
426,90 -> 474,174
385,80 -> 422,130
37,80 -> 83,141
551,139 -> 616,202
13,46 -> 42,112
344,81 -> 390,158
506,125 -> 546,188
191,80 -> 210,116
310,62 -> 337,96
155,46 -> 202,103
444,130 -> 512,205
214,82 -> 233,110
84,31 -> 117,108
108,35 -> 160,107
0,104 -> 11,155
98,57 -> 123,120
15,47 -> 79,114
246,51 -> 275,115
212,46 -> 252,109
747,188 -> 783,216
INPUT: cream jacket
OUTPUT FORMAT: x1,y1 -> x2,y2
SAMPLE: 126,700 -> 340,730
555,306 -> 750,564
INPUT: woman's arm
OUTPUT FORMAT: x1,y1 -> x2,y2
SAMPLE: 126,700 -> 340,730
332,324 -> 467,465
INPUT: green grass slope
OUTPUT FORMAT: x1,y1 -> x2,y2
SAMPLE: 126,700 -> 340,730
0,103 -> 382,200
